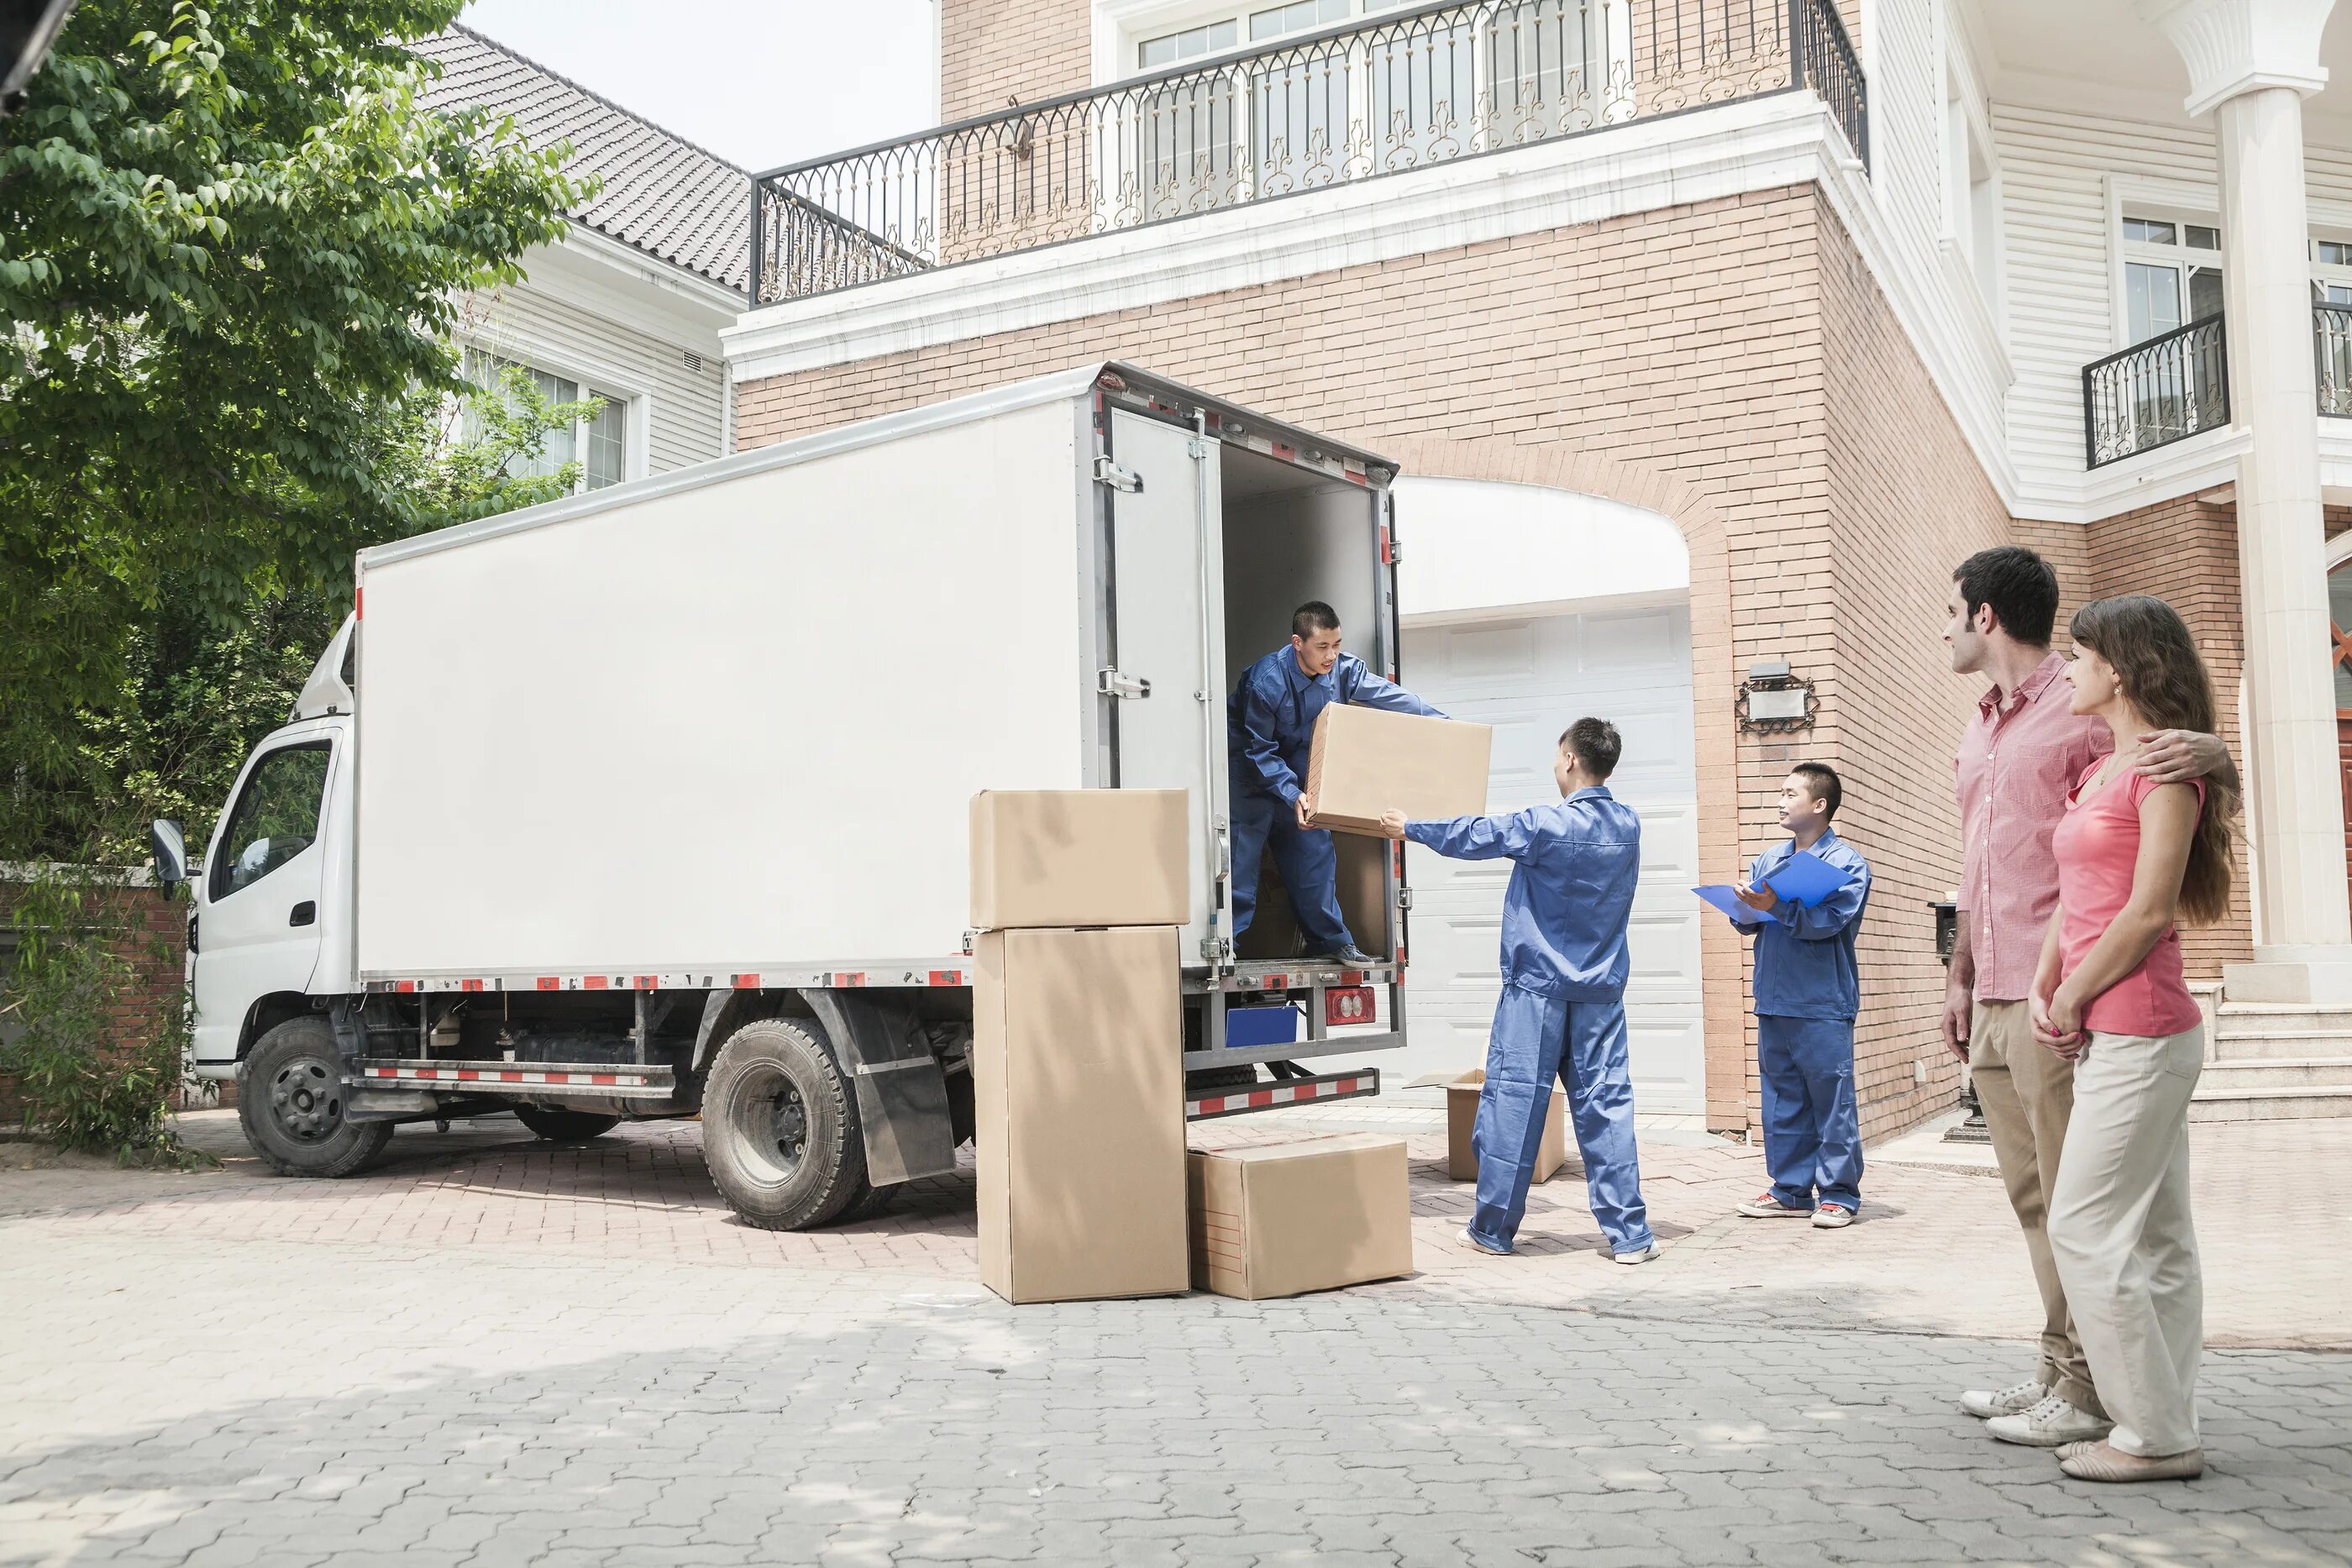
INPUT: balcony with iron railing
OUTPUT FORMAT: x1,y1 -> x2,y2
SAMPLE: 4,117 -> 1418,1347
749,0 -> 1869,307
2084,306 -> 2352,469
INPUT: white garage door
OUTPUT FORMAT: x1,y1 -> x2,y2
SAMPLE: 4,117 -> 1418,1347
1399,603 -> 1705,1115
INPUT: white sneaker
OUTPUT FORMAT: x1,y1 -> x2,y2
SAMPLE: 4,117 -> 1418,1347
1735,1191 -> 1814,1219
1612,1243 -> 1662,1266
1961,1378 -> 2050,1419
1985,1394 -> 2113,1449
1812,1202 -> 1857,1229
1457,1226 -> 1511,1256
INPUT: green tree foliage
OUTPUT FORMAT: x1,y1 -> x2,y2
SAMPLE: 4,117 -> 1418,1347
0,0 -> 591,852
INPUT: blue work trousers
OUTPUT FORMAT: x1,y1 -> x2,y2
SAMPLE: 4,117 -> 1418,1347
1230,788 -> 1352,949
1756,1015 -> 1863,1211
1470,983 -> 1654,1256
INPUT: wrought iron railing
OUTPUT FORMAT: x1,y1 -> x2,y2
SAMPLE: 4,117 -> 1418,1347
751,0 -> 1870,306
2318,304 -> 2352,418
2082,315 -> 2229,469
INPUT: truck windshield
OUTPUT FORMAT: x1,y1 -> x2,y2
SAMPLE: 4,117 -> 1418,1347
211,743 -> 331,901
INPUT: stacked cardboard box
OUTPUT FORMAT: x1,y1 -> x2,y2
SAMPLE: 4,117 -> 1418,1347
969,789 -> 1191,1305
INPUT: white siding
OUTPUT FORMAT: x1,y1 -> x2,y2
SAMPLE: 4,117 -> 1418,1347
1870,0 -> 1948,273
1994,103 -> 2352,496
455,277 -> 730,478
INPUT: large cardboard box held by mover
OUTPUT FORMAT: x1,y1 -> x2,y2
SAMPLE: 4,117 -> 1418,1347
975,926 -> 1189,1304
969,789 -> 1189,930
1187,1135 -> 1415,1300
1303,705 -> 1492,836
1445,1069 -> 1568,1184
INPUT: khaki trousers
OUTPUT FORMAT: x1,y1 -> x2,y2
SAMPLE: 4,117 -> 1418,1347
2048,1027 -> 2204,1458
1970,1000 -> 2100,1413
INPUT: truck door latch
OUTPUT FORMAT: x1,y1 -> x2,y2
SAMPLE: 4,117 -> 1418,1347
1098,668 -> 1152,700
1093,458 -> 1142,493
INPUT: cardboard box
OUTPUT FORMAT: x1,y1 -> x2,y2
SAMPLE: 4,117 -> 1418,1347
1444,1069 -> 1568,1184
1187,1135 -> 1415,1300
1303,705 -> 1492,836
969,789 -> 1189,930
974,926 -> 1189,1304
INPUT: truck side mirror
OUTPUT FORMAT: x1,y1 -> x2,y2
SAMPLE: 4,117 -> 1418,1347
151,819 -> 189,889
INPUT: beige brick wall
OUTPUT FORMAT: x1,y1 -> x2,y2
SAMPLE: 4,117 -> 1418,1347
939,0 -> 1094,123
737,182 -> 2091,1142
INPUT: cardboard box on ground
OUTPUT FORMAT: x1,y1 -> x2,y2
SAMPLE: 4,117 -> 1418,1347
1305,705 -> 1492,836
974,926 -> 1189,1305
1188,1135 -> 1415,1300
1443,1069 -> 1567,1184
969,789 -> 1189,929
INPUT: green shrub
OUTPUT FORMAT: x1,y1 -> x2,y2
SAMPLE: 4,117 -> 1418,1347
1,869 -> 206,1167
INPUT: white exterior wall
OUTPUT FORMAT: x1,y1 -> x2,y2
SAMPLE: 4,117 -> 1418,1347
457,270 -> 732,480
1994,102 -> 2352,499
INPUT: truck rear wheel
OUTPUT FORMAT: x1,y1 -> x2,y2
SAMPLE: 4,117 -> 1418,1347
702,1019 -> 869,1230
239,1017 -> 392,1177
513,1107 -> 622,1143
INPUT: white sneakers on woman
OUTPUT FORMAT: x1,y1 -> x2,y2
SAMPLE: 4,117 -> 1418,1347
1986,1393 -> 2113,1448
1960,1377 -> 2050,1419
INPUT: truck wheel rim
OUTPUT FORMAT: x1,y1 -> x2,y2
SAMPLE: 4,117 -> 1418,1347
269,1056 -> 339,1142
732,1065 -> 808,1183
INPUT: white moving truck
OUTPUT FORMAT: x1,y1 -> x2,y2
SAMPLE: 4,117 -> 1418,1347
155,364 -> 1414,1229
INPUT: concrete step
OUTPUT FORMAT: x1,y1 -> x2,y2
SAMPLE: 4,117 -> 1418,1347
2213,1002 -> 2352,1035
2210,1028 -> 2352,1061
2195,1058 -> 2352,1094
2188,1086 -> 2352,1122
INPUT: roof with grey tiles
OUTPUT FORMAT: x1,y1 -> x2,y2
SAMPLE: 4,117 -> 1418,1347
416,25 -> 749,294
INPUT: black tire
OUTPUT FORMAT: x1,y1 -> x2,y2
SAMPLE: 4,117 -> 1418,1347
701,1018 -> 868,1230
238,1017 -> 392,1177
512,1107 -> 622,1143
834,1179 -> 904,1225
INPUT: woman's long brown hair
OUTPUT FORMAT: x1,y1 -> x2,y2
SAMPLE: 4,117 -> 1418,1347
2069,595 -> 2239,926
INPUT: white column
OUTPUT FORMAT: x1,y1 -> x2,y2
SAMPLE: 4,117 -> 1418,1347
2145,0 -> 2352,999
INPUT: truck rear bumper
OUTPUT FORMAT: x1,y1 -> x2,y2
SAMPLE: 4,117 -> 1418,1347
1183,1028 -> 1401,1072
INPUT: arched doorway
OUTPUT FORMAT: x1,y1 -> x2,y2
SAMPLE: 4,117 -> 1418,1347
1388,476 -> 1702,1114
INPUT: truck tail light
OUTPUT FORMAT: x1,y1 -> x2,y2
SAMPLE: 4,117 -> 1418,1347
1326,986 -> 1373,1027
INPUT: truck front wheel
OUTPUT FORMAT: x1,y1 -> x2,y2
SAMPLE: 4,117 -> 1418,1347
239,1018 -> 392,1177
702,1019 -> 870,1230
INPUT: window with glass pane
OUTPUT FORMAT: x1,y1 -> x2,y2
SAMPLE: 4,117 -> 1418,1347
1139,18 -> 1237,68
2320,239 -> 2352,267
585,396 -> 627,490
2124,217 -> 2177,244
461,348 -> 627,493
211,744 -> 330,900
2185,225 -> 2219,250
1249,0 -> 1348,41
2125,261 -> 2183,343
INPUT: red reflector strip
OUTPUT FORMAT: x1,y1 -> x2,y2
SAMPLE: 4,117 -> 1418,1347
836,972 -> 868,988
1380,527 -> 1394,564
459,978 -> 485,993
731,973 -> 760,989
1271,441 -> 1297,460
361,1066 -> 651,1088
393,980 -> 417,994
633,975 -> 658,990
928,969 -> 960,986
535,977 -> 559,991
584,975 -> 609,990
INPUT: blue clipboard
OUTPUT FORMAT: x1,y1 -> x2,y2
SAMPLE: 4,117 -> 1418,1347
1761,848 -> 1854,908
1693,884 -> 1766,926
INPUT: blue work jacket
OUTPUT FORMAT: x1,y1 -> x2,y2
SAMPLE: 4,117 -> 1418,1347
1745,829 -> 1872,1021
1405,787 -> 1643,1001
1227,648 -> 1441,805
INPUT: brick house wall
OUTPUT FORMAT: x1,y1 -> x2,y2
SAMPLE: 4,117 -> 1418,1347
0,878 -> 194,1120
939,0 -> 1094,123
736,181 -> 2034,1141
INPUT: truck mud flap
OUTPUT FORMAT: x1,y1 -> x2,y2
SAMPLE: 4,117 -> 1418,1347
801,990 -> 958,1186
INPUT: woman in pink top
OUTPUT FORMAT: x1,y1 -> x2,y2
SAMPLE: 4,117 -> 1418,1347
2030,594 -> 2237,1485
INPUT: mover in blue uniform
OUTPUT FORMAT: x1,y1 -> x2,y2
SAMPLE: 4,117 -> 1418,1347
1725,763 -> 1873,1229
1228,600 -> 1442,968
1378,718 -> 1661,1263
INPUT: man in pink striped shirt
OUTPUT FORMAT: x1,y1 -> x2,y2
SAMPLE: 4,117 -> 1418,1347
1941,546 -> 2234,1449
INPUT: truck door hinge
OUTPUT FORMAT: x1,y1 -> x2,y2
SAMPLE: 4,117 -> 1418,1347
1094,458 -> 1142,493
1200,936 -> 1231,961
1186,438 -> 1209,460
1098,668 -> 1152,700
1398,888 -> 1414,910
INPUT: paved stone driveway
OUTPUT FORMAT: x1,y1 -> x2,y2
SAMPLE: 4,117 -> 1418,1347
3,1109 -> 2349,1566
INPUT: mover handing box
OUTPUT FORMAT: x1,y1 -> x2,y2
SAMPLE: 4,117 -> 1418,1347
1304,706 -> 1491,835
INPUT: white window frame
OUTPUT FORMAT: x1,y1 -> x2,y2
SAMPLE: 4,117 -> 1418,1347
2103,178 -> 2226,351
455,335 -> 654,494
